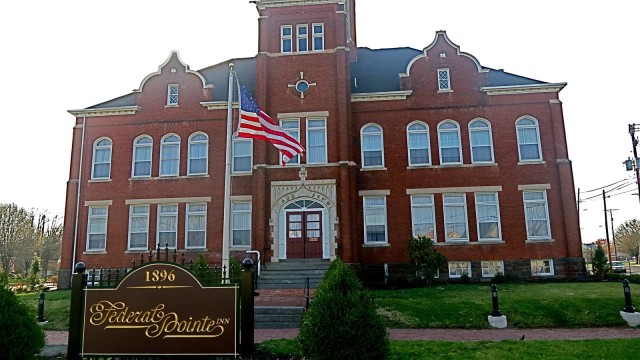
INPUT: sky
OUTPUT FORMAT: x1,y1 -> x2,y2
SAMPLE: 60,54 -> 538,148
1,0 -> 638,245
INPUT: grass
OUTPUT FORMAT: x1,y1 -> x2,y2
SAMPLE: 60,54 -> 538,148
257,339 -> 640,360
18,289 -> 71,331
373,282 -> 640,328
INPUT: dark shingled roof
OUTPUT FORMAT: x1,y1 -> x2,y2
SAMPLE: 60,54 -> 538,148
86,47 -> 548,109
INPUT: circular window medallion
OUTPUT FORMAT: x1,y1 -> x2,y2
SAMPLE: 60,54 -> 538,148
295,80 -> 310,94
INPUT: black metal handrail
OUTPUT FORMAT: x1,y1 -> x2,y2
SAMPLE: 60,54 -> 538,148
303,277 -> 311,311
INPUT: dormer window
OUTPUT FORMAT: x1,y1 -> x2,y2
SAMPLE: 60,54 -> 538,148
281,25 -> 293,53
167,84 -> 179,106
437,68 -> 451,92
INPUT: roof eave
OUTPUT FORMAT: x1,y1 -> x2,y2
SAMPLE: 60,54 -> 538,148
68,106 -> 141,118
481,83 -> 567,95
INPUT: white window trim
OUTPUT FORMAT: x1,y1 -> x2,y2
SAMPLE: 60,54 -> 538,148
523,190 -> 552,240
481,260 -> 504,278
312,23 -> 325,51
410,194 -> 436,241
231,201 -> 252,247
131,135 -> 152,178
306,118 -> 327,164
296,24 -> 308,52
437,68 -> 451,92
531,259 -> 554,276
437,120 -> 462,165
363,196 -> 388,245
475,192 -> 502,241
187,132 -> 208,176
281,25 -> 293,53
515,116 -> 543,162
91,137 -> 112,180
443,193 -> 469,242
156,204 -> 178,249
127,205 -> 149,251
185,203 -> 207,249
160,134 -> 180,177
232,136 -> 253,173
87,206 -> 108,251
448,261 -> 470,278
280,118 -> 300,165
469,119 -> 495,164
407,121 -> 431,167
361,123 -> 385,169
167,84 -> 179,106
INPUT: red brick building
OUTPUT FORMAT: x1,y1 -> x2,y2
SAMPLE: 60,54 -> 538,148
59,0 -> 585,287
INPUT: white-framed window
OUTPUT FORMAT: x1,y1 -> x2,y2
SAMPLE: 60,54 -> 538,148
448,261 -> 470,278
91,138 -> 112,180
157,204 -> 178,248
481,261 -> 504,277
469,119 -> 494,163
438,121 -> 462,164
186,203 -> 206,249
160,134 -> 180,176
132,136 -> 152,178
531,259 -> 554,276
188,132 -> 208,175
312,23 -> 325,51
363,196 -> 388,244
167,84 -> 179,106
307,118 -> 327,164
407,122 -> 431,166
233,137 -> 252,173
297,24 -> 308,52
87,206 -> 108,251
443,193 -> 468,241
475,192 -> 501,241
516,117 -> 543,161
128,205 -> 149,250
232,201 -> 252,247
410,195 -> 436,240
361,124 -> 384,168
437,68 -> 451,91
280,119 -> 300,165
523,190 -> 551,239
281,25 -> 293,53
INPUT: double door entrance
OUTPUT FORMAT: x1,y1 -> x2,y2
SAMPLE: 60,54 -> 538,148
286,211 -> 322,259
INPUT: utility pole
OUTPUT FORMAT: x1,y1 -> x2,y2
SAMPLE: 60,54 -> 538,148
628,124 -> 640,205
602,190 -> 612,265
608,209 -> 619,260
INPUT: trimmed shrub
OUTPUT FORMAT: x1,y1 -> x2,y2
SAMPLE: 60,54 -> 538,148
298,259 -> 389,360
0,281 -> 45,359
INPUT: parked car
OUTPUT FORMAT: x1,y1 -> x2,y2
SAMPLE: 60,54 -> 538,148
611,261 -> 627,273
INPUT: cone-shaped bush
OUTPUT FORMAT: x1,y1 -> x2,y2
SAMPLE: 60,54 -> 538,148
0,283 -> 45,359
298,259 -> 389,360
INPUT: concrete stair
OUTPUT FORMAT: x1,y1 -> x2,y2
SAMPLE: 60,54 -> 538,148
254,306 -> 304,329
257,259 -> 330,289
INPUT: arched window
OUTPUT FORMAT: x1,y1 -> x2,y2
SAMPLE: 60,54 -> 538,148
407,122 -> 430,166
160,134 -> 180,176
438,121 -> 462,164
469,119 -> 494,163
188,133 -> 208,175
91,138 -> 112,179
361,124 -> 384,168
132,136 -> 152,177
516,117 -> 542,161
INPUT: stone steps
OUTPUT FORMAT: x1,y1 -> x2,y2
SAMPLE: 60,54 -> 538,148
254,306 -> 304,329
257,259 -> 330,289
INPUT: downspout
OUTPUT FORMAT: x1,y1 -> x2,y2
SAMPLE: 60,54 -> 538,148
71,115 -> 86,270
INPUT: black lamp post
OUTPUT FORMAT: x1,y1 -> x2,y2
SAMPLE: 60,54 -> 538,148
490,284 -> 502,317
37,291 -> 47,323
623,279 -> 636,313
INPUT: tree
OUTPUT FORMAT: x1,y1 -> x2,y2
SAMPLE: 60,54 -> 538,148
408,236 -> 446,285
615,219 -> 640,264
591,245 -> 609,279
0,204 -> 34,273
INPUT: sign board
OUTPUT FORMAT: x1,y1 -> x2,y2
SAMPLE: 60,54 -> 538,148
81,263 -> 237,356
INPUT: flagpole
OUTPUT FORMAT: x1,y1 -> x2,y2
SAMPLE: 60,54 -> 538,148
222,63 -> 235,275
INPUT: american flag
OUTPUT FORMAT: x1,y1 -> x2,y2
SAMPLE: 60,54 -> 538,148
237,82 -> 305,165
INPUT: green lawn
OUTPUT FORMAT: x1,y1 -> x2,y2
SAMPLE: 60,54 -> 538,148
373,282 -> 640,328
18,289 -> 71,331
